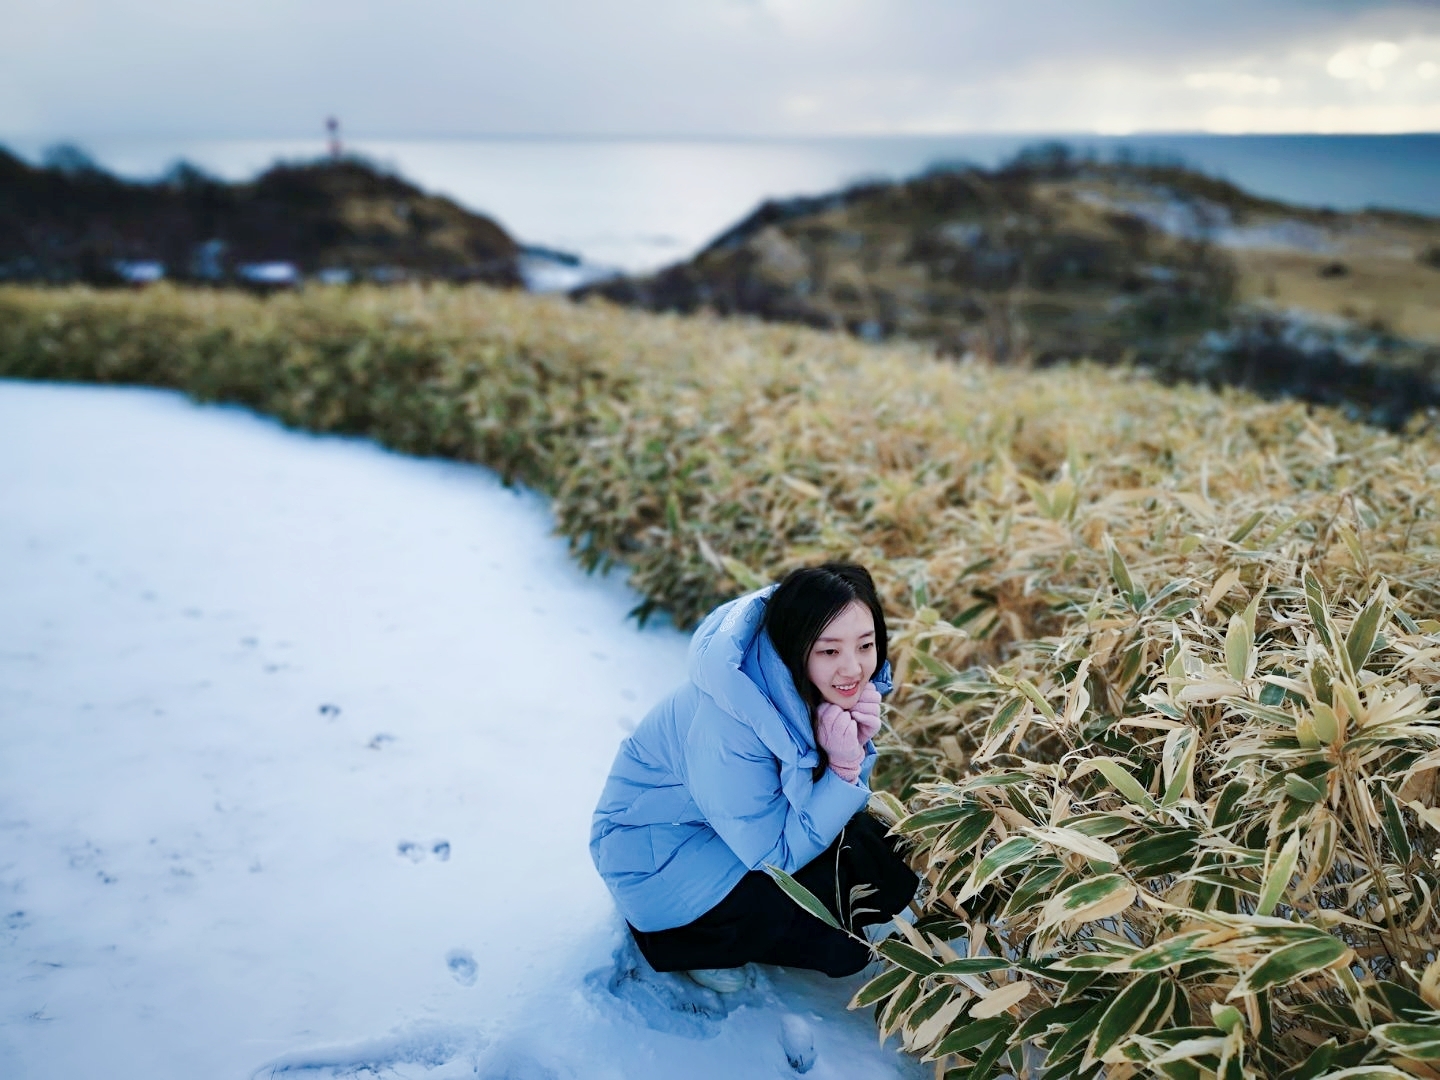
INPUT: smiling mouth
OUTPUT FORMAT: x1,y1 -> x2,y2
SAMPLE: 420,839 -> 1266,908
834,682 -> 859,695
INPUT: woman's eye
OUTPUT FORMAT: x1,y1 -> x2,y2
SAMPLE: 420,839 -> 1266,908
860,642 -> 873,651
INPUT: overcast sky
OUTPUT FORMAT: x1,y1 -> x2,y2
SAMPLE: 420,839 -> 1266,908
3,0 -> 1439,140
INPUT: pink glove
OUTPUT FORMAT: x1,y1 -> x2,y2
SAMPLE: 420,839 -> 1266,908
816,702 -> 865,784
852,685 -> 883,745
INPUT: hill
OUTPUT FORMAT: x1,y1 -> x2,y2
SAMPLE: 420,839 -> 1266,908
583,144 -> 1440,427
0,146 -> 521,287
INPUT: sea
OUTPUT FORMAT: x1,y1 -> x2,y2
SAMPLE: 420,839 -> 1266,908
6,133 -> 1439,275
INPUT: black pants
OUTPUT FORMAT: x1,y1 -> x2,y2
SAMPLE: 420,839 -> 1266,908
629,812 -> 919,978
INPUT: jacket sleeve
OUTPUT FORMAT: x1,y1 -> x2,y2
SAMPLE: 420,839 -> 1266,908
684,712 -> 870,874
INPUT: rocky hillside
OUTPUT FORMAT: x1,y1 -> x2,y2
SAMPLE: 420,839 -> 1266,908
585,145 -> 1440,427
0,147 -> 521,286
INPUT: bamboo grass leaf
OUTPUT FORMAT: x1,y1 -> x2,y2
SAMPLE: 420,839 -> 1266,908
876,938 -> 942,975
1336,521 -> 1367,569
933,956 -> 1011,976
867,790 -> 905,827
1145,1035 -> 1229,1069
931,1015 -> 1012,1059
1039,873 -> 1136,928
971,979 -> 1031,1019
1071,757 -> 1158,811
1380,786 -> 1413,865
1210,1004 -> 1244,1035
1311,702 -> 1341,745
967,1016 -> 1018,1079
879,972 -> 924,1039
1114,931 -> 1210,973
908,988 -> 968,1053
1303,1067 -> 1414,1079
1305,570 -> 1333,649
720,555 -> 764,591
897,803 -> 977,831
1230,936 -> 1351,997
1283,773 -> 1327,803
1255,831 -> 1301,916
1089,972 -> 1165,1063
1045,999 -> 1108,1061
849,964 -> 911,1009
1161,727 -> 1198,807
1057,812 -> 1136,838
1226,613 -> 1253,684
763,864 -> 841,930
1369,1023 -> 1440,1061
1205,569 -> 1241,613
1108,539 -> 1136,601
1345,590 -> 1388,674
958,836 -> 1040,902
1012,679 -> 1057,722
1242,586 -> 1264,641
1284,1038 -> 1339,1080
1025,826 -> 1120,865
1228,510 -> 1266,544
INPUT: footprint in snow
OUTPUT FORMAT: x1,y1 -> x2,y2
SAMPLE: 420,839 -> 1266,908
474,1046 -> 559,1080
255,1026 -> 485,1075
397,840 -> 450,862
446,949 -> 478,986
67,841 -> 115,883
780,1014 -> 816,1073
585,936 -> 743,1039
2,910 -> 29,944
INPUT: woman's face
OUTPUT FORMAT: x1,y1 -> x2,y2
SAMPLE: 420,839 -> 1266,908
805,600 -> 878,710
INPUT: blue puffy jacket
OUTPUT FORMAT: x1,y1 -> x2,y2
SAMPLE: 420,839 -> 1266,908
590,586 -> 889,932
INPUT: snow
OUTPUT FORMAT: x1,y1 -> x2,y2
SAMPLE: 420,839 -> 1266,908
0,381 -> 924,1080
516,250 -> 621,294
1074,187 -> 1337,254
113,260 -> 167,284
237,262 -> 302,286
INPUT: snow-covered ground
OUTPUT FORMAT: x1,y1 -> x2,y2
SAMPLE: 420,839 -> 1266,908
0,381 -> 923,1080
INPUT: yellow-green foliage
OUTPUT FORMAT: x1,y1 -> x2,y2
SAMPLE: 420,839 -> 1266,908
3,284 -> 1439,1078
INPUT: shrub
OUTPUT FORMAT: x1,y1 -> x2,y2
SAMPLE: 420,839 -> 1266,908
862,560 -> 1440,1077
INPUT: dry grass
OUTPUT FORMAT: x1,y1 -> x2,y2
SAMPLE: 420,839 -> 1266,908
1234,248 -> 1440,343
3,282 -> 1439,1078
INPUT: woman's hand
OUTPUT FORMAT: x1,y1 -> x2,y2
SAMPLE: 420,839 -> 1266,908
851,685 -> 882,744
816,702 -> 865,783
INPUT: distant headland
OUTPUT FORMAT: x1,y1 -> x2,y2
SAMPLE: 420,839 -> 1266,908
581,142 -> 1440,428
0,145 -> 522,288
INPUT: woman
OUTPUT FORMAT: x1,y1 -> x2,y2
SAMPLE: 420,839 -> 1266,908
590,562 -> 918,990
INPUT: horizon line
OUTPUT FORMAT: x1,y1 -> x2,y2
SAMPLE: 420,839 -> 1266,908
5,128 -> 1440,147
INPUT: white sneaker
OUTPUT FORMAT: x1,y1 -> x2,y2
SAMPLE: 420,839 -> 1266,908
686,966 -> 750,993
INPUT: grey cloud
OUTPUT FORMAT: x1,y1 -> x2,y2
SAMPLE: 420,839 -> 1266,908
0,0 -> 1435,138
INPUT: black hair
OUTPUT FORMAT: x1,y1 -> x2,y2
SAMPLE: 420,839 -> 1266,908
762,562 -> 888,720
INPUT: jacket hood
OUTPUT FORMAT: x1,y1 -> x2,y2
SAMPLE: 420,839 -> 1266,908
687,587 -> 893,767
